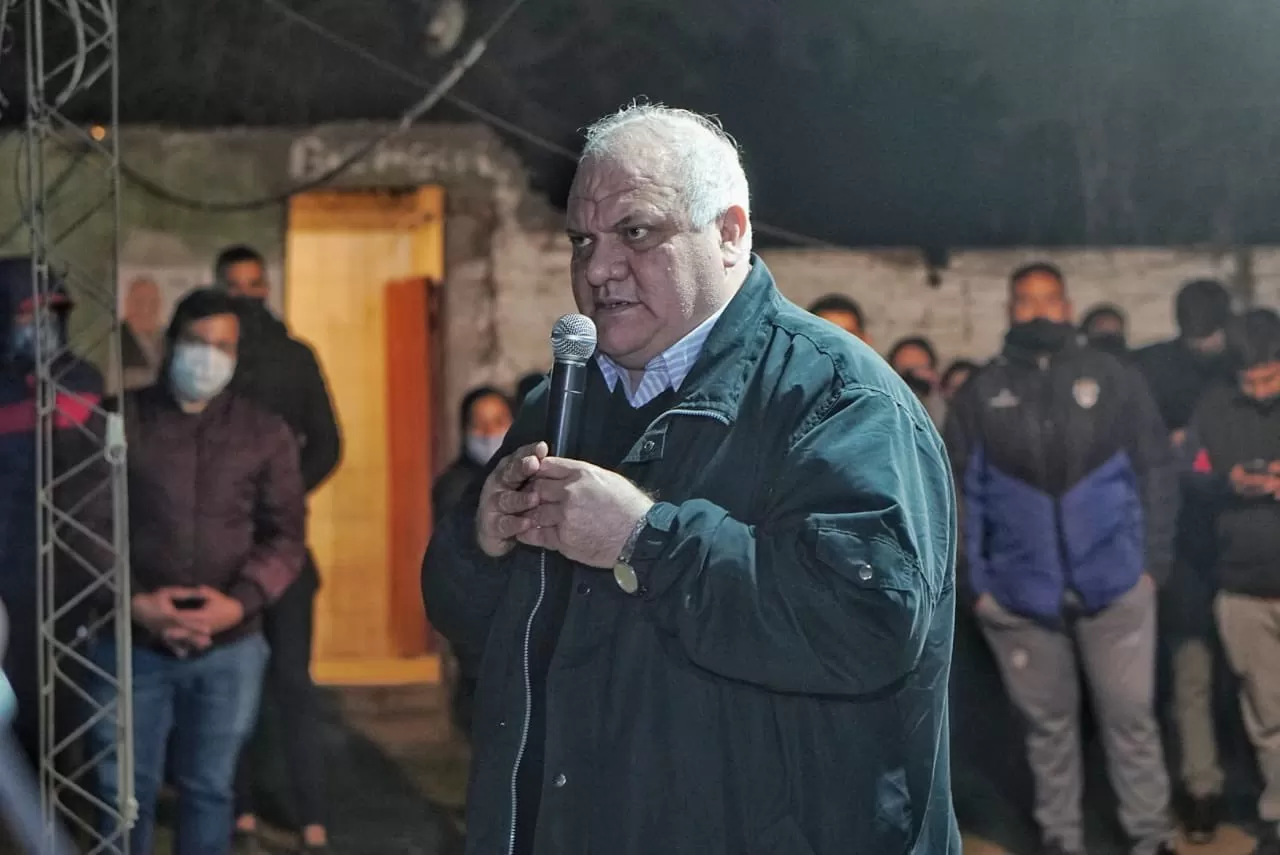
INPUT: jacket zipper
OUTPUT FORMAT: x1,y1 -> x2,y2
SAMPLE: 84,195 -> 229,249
508,550 -> 549,855
505,405 -> 729,855
1035,356 -> 1079,611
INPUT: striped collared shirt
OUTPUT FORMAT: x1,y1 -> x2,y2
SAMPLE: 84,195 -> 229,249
597,305 -> 727,408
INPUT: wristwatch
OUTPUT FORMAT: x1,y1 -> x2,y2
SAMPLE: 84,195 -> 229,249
613,512 -> 651,595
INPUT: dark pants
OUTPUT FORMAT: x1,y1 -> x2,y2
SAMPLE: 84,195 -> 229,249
87,634 -> 269,855
234,572 -> 326,829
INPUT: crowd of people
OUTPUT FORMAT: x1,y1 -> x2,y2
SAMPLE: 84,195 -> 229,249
0,247 -> 340,855
2,102 -> 1280,855
438,257 -> 1280,855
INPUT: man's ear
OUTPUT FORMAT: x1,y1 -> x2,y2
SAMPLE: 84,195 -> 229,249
718,205 -> 750,267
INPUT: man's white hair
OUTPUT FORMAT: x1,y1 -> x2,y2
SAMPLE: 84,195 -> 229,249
581,103 -> 752,238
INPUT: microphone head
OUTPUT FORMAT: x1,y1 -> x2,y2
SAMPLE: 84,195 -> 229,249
551,314 -> 597,364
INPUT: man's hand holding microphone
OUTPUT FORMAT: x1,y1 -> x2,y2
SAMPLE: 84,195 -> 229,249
476,440 -> 654,570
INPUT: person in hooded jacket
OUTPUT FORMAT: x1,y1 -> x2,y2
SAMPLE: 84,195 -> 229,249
0,256 -> 103,771
213,246 -> 342,853
1080,303 -> 1131,361
945,262 -> 1179,855
432,387 -> 514,739
1132,278 -> 1236,842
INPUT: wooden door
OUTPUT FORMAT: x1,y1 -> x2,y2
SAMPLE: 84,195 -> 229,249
284,188 -> 444,681
384,277 -> 439,657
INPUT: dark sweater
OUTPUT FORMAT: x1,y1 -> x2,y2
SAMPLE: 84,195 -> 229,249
1186,385 -> 1280,598
514,373 -> 675,855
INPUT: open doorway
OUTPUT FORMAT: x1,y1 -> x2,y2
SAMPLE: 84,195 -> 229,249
284,187 -> 444,685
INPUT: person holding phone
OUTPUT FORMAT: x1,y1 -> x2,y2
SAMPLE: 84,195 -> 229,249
80,288 -> 306,855
1184,308 -> 1280,855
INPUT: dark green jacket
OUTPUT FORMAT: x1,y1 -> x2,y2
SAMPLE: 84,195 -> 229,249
422,258 -> 960,855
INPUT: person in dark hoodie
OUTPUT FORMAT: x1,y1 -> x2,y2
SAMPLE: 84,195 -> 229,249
1184,308 -> 1280,855
945,262 -> 1178,855
1133,279 -> 1235,841
1081,303 -> 1130,360
213,246 -> 342,853
0,256 -> 103,771
431,385 -> 514,737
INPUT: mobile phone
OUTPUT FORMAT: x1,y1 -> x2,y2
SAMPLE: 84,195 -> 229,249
1242,459 -> 1270,476
172,596 -> 206,611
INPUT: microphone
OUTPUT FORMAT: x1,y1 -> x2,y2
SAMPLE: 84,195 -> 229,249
546,314 -> 597,458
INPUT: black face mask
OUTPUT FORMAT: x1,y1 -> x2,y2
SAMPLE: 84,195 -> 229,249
1007,318 -> 1074,354
1087,333 -> 1128,357
900,370 -> 935,398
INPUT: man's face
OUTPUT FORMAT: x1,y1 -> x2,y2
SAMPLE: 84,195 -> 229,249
1010,272 -> 1071,325
1085,314 -> 1124,339
1239,361 -> 1280,402
125,278 -> 161,333
565,152 -> 741,370
816,309 -> 868,343
890,343 -> 938,386
222,260 -> 269,301
178,313 -> 240,358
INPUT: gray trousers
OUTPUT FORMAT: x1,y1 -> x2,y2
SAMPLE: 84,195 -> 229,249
1215,593 -> 1280,829
1170,636 -> 1225,798
978,581 -> 1173,855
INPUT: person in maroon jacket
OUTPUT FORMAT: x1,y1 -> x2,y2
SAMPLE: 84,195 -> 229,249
84,288 -> 306,855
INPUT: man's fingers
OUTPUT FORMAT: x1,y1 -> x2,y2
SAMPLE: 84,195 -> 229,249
524,503 -> 566,529
495,512 -> 535,540
495,487 -> 540,515
531,477 -> 570,503
499,446 -> 545,488
534,457 -> 583,481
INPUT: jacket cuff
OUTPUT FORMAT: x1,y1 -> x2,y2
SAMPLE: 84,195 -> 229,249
229,579 -> 268,620
629,501 -> 684,599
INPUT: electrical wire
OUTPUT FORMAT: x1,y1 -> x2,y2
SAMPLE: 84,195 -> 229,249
256,0 -> 840,249
116,0 -> 532,212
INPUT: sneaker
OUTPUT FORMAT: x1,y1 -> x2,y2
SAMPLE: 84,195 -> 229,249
1184,794 -> 1221,844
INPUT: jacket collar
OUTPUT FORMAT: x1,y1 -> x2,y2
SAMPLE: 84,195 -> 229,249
664,254 -> 780,425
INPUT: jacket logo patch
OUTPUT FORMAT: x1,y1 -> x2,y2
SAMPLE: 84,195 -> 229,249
987,389 -> 1020,409
1073,378 -> 1100,410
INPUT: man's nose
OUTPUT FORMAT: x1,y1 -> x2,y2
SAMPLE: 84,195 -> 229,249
584,243 -> 625,289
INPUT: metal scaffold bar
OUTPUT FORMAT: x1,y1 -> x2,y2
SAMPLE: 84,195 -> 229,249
20,0 -> 134,851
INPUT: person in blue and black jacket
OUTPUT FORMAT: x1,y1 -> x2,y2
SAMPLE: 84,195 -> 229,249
945,262 -> 1179,855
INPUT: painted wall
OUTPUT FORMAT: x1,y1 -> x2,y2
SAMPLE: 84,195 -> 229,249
2,123 -> 1277,460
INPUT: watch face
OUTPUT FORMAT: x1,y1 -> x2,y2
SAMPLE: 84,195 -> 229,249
614,562 -> 640,595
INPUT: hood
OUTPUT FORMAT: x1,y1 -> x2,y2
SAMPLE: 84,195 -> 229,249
0,256 -> 72,351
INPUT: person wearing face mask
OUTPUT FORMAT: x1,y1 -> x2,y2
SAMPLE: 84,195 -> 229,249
945,262 -> 1179,855
887,335 -> 947,427
1081,304 -> 1131,360
1184,308 -> 1280,855
1132,279 -> 1235,843
430,385 -> 513,740
80,287 -> 305,855
0,257 -> 103,775
212,245 -> 341,853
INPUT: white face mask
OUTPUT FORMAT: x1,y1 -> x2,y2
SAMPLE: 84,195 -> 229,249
465,433 -> 505,465
169,342 -> 236,404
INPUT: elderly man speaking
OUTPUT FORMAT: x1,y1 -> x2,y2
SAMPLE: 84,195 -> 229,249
422,104 -> 959,855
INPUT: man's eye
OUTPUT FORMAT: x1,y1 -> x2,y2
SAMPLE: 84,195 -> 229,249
624,227 -> 650,241
568,235 -> 593,251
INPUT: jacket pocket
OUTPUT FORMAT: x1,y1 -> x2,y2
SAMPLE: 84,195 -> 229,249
750,814 -> 818,855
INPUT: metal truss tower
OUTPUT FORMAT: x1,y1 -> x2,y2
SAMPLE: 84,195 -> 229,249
21,0 -> 133,851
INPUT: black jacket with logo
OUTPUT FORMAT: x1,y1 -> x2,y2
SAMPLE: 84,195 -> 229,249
422,258 -> 960,855
945,339 -> 1176,620
1185,385 -> 1280,598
